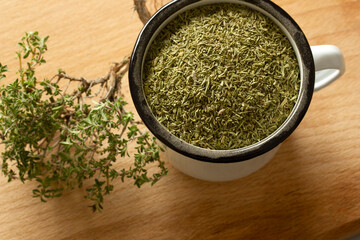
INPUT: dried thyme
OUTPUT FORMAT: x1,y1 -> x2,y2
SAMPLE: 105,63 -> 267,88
143,3 -> 300,150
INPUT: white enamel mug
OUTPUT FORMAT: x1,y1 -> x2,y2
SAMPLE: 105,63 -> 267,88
129,0 -> 345,181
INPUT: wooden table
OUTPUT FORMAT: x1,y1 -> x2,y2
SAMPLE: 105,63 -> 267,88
0,0 -> 359,239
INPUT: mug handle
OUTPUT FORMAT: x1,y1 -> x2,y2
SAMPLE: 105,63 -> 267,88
310,45 -> 345,91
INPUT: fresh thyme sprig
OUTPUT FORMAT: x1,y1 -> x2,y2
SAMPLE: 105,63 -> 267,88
0,29 -> 167,211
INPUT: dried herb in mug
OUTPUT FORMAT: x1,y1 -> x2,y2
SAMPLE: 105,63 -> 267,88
143,3 -> 300,150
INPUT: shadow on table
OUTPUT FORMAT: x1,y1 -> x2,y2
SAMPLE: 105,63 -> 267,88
320,218 -> 360,240
153,132 -> 359,239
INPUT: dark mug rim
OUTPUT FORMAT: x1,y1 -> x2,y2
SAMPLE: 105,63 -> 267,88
129,0 -> 315,163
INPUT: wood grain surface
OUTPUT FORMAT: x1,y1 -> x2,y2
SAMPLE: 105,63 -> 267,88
0,0 -> 359,239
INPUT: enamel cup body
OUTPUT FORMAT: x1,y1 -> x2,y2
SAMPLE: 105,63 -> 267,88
129,0 -> 345,181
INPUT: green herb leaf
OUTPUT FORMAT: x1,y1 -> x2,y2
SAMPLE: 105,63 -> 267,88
0,31 -> 167,213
